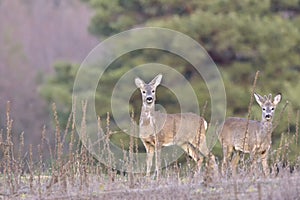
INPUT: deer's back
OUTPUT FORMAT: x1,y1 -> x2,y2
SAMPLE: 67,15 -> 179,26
154,112 -> 206,144
219,117 -> 266,152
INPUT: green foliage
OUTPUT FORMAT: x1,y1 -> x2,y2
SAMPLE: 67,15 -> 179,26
40,62 -> 79,126
41,0 -> 300,158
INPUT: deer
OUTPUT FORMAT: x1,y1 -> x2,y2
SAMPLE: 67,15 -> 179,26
135,74 -> 216,177
219,93 -> 282,177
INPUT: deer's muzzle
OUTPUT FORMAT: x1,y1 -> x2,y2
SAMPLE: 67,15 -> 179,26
146,96 -> 153,104
265,114 -> 272,120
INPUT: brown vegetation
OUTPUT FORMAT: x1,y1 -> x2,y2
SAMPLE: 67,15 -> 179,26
0,101 -> 299,199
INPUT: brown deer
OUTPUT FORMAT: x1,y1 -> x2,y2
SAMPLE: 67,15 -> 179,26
219,93 -> 282,176
135,74 -> 215,176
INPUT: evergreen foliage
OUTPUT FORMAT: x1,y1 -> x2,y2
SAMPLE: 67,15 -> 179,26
41,0 -> 300,157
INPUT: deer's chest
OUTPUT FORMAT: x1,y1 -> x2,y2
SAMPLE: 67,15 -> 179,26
252,137 -> 271,155
139,114 -> 156,137
252,126 -> 272,153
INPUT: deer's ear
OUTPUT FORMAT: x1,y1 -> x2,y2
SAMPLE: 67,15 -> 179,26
135,77 -> 145,88
151,74 -> 162,87
254,93 -> 264,107
273,93 -> 282,105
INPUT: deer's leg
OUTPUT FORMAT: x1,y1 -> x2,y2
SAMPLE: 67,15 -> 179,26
249,152 -> 259,175
143,141 -> 154,176
197,155 -> 204,171
182,143 -> 203,171
231,151 -> 240,177
206,153 -> 219,179
222,145 -> 233,176
261,151 -> 270,177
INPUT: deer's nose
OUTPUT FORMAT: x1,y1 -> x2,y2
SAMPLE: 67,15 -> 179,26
265,114 -> 271,120
146,97 -> 153,103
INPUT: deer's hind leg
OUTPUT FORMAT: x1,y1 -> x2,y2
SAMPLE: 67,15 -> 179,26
221,145 -> 234,176
231,151 -> 240,176
182,143 -> 204,172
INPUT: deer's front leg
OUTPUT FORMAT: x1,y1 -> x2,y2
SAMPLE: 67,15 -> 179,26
142,141 -> 155,176
261,151 -> 270,177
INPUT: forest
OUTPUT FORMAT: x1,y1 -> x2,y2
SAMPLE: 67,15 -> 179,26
42,0 -> 300,158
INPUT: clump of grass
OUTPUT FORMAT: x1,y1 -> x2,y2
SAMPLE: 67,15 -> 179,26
0,97 -> 299,199
0,101 -> 26,195
203,153 -> 219,187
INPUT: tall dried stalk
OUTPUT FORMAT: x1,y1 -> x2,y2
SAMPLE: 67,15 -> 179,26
241,71 -> 259,165
128,111 -> 135,188
29,144 -> 33,192
68,101 -> 77,185
17,132 -> 24,189
203,153 -> 215,187
283,106 -> 293,168
295,110 -> 299,145
276,132 -> 285,164
79,100 -> 88,189
196,101 -> 207,165
96,115 -> 104,178
37,144 -> 42,198
52,103 -> 63,171
104,112 -> 116,184
3,101 -> 16,194
134,137 -> 139,175
154,122 -> 161,180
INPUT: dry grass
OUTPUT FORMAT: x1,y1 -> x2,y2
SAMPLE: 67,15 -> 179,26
0,100 -> 299,200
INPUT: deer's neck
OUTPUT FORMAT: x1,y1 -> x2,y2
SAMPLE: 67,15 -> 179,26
140,104 -> 155,127
261,119 -> 273,140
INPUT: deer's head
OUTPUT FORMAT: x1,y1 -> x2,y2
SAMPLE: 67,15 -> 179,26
254,93 -> 282,122
135,74 -> 162,107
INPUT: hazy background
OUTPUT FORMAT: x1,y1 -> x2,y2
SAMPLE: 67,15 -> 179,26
1,0 -> 300,159
0,0 -> 98,149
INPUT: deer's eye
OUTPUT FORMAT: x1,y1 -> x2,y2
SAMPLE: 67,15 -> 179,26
152,90 -> 155,93
262,108 -> 266,111
271,107 -> 274,111
142,91 -> 146,94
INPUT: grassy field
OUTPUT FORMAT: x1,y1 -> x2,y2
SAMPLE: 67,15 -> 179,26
0,102 -> 299,200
